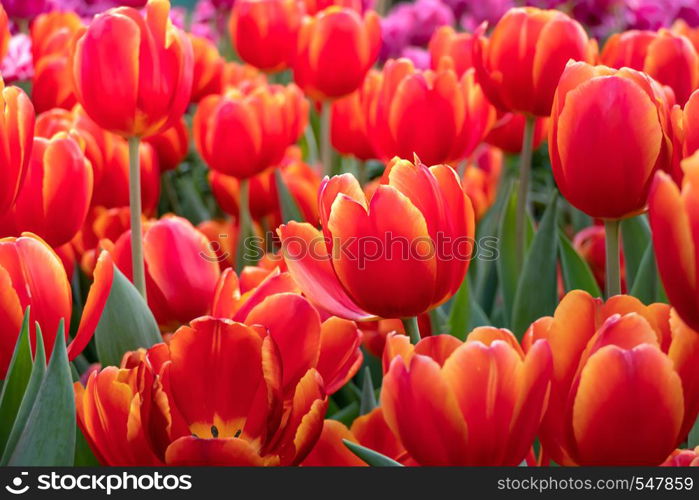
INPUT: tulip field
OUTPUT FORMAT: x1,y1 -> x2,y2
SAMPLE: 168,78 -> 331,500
1,0 -> 699,471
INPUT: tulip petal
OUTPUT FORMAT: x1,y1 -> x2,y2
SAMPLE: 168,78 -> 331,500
302,419 -> 366,466
165,436 -> 267,466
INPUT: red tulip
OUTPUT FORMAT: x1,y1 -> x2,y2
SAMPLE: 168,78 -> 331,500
278,157 -> 475,319
188,33 -> 224,103
0,79 -> 34,213
661,447 -> 699,466
549,61 -> 673,219
301,0 -> 362,16
602,29 -> 699,105
194,83 -> 308,178
111,216 -> 221,330
4,133 -> 93,247
196,218 -> 238,271
30,11 -> 83,62
229,0 -> 304,73
0,233 -> 113,378
366,58 -> 495,165
75,316 -> 327,465
674,89 -> 699,166
381,329 -> 552,465
72,206 -> 134,276
293,7 -> 381,100
71,0 -> 193,137
144,117 -> 189,172
462,145 -> 503,221
524,290 -> 699,465
0,5 -> 8,61
672,19 -> 699,53
572,225 -> 627,293
220,60 -> 268,89
32,54 -> 78,113
485,112 -> 548,154
428,25 -> 476,78
473,7 -> 597,116
330,70 -> 379,161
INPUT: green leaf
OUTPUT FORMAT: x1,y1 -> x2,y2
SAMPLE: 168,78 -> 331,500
558,229 -> 602,297
328,401 -> 359,427
511,195 -> 559,336
342,440 -> 403,467
94,267 -> 162,367
496,181 -> 534,325
468,299 -> 491,330
0,309 -> 32,454
274,169 -> 304,223
621,215 -> 650,290
74,426 -> 99,466
688,416 -> 699,449
0,325 -> 46,465
8,320 -> 76,466
359,367 -> 377,415
447,277 -> 470,339
630,243 -> 664,304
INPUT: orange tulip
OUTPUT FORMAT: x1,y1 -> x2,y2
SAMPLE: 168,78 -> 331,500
648,156 -> 699,332
524,290 -> 699,466
0,5 -> 8,61
278,157 -> 475,320
366,58 -> 495,166
188,33 -> 224,103
194,83 -> 308,178
91,138 -> 160,215
72,206 -> 133,276
220,60 -> 268,89
485,112 -> 548,154
293,7 -> 381,101
0,233 -> 113,378
672,19 -> 699,53
675,89 -> 699,163
473,7 -> 597,117
301,0 -> 362,15
428,26 -> 476,78
359,315 -> 432,358
71,0 -> 193,137
602,29 -> 699,105
330,70 -> 378,161
75,316 -> 327,465
211,268 -> 363,395
302,408 -> 407,466
573,225 -> 627,293
110,216 -> 221,330
0,79 -> 34,213
196,218 -> 238,270
31,11 -> 84,62
144,117 -> 189,172
380,329 -> 552,465
229,0 -> 304,73
462,145 -> 503,221
4,134 -> 93,247
32,54 -> 78,113
549,61 -> 673,219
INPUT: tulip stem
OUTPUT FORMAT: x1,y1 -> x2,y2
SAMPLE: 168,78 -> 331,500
128,136 -> 147,300
320,101 -> 333,177
604,219 -> 621,298
515,115 -> 536,271
235,178 -> 254,272
401,316 -> 421,345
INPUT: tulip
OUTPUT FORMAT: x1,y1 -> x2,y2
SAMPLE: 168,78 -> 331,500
188,33 -> 224,103
366,58 -> 495,166
302,409 -> 407,466
278,158 -> 475,338
661,447 -> 699,467
72,206 -> 133,276
71,0 -> 194,299
196,219 -> 238,271
30,11 -> 83,62
428,25 -> 476,77
462,145 -> 503,221
550,61 -> 674,295
0,233 -> 113,378
601,29 -> 699,105
524,290 -> 699,465
0,79 -> 34,213
143,117 -> 189,172
674,89 -> 699,165
302,0 -> 363,15
110,216 -> 221,330
485,112 -> 548,154
672,19 -> 699,53
220,60 -> 268,89
573,225 -> 627,293
4,134 -> 93,248
75,316 -> 327,465
1,0 -> 52,20
229,0 -> 304,73
380,328 -> 552,465
0,6 -> 7,61
330,70 -> 379,164
32,54 -> 78,113
211,268 -> 363,395
648,155 -> 699,332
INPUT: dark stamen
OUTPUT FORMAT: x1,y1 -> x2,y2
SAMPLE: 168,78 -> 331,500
211,425 -> 219,438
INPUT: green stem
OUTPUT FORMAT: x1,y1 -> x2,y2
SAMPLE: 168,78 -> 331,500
604,219 -> 621,298
320,101 -> 333,177
515,115 -> 536,271
128,136 -> 147,299
401,316 -> 421,345
235,178 -> 254,272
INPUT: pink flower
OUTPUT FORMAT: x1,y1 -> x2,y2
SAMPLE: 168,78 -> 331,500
1,34 -> 33,83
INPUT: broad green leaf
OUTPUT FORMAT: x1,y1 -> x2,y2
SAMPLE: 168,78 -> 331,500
8,320 -> 76,466
688,416 -> 699,449
274,169 -> 304,223
342,440 -> 403,467
468,299 -> 491,330
94,267 -> 161,367
359,367 -> 377,415
621,215 -> 650,290
0,309 -> 32,454
496,181 -> 534,325
511,196 -> 559,336
329,401 -> 359,427
558,229 -> 602,297
447,276 -> 470,339
630,243 -> 664,304
0,325 -> 46,465
74,426 -> 99,466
